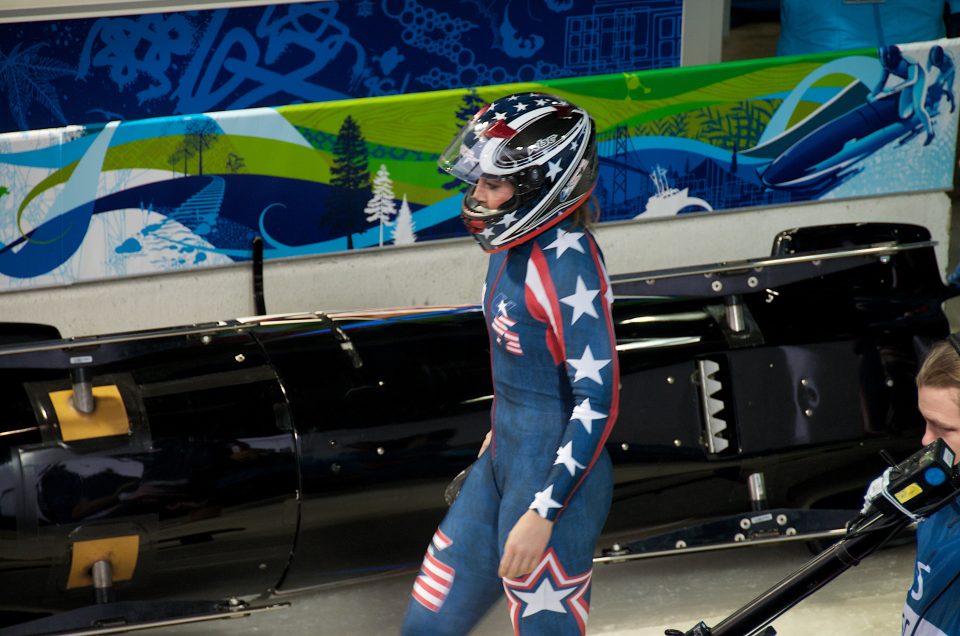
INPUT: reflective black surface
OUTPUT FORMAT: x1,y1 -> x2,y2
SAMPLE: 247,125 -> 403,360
0,222 -> 953,616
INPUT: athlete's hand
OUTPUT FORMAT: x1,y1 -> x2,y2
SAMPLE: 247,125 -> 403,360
478,430 -> 492,457
499,510 -> 553,578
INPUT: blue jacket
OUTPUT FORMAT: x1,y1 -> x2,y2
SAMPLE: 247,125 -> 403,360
778,0 -> 960,57
902,498 -> 960,635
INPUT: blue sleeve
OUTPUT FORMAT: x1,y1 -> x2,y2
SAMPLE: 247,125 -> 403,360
523,228 -> 619,522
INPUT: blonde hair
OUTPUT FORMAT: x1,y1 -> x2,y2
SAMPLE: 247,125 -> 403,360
916,340 -> 960,396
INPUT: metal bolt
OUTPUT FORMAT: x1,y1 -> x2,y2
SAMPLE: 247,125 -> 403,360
879,255 -> 891,264
786,527 -> 797,536
331,463 -> 341,473
645,279 -> 655,285
620,442 -> 630,451
711,280 -> 723,292
258,563 -> 267,570
673,439 -> 682,448
769,363 -> 774,368
227,598 -> 241,607
747,276 -> 758,288
800,378 -> 809,386
675,540 -> 687,549
666,376 -> 675,384
739,518 -> 751,530
235,353 -> 245,363
734,533 -> 746,542
812,259 -> 822,266
376,447 -> 385,456
886,378 -> 894,387
201,335 -> 212,345
776,514 -> 788,526
804,408 -> 814,417
329,439 -> 337,448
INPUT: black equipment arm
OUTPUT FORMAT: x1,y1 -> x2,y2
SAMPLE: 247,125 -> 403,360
668,438 -> 960,636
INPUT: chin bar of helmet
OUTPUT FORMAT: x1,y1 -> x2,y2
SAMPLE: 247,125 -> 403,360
665,438 -> 960,636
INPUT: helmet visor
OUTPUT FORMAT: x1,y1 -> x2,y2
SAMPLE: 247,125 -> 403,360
438,117 -> 516,184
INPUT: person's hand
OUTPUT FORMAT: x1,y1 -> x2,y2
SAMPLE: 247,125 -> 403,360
499,510 -> 553,578
478,430 -> 492,457
861,469 -> 889,514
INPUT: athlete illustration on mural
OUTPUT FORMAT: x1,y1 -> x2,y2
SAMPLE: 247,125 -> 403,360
759,43 -> 957,193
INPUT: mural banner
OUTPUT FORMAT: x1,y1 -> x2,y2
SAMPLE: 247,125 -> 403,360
0,39 -> 956,292
0,0 -> 682,133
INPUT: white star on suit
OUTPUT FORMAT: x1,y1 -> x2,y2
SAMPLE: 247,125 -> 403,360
545,159 -> 563,181
529,485 -> 562,518
567,345 -> 610,384
498,211 -> 518,226
560,276 -> 599,324
570,398 -> 606,434
480,225 -> 495,238
497,299 -> 508,315
545,228 -> 585,258
513,578 -> 574,617
555,441 -> 586,476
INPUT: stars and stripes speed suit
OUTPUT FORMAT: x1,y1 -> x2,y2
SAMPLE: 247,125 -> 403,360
401,218 -> 619,635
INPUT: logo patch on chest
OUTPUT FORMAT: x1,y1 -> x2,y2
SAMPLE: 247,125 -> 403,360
491,295 -> 524,355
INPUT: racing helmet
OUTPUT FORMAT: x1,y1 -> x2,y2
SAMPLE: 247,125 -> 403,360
879,44 -> 903,71
438,92 -> 598,252
929,44 -> 946,69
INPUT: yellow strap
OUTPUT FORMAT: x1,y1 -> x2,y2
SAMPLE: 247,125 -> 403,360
49,385 -> 129,441
67,535 -> 140,589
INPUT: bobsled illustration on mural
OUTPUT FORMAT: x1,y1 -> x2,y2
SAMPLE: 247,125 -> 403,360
598,39 -> 958,219
0,40 -> 956,291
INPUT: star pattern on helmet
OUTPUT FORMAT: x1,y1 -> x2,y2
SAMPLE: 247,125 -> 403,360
529,484 -> 562,518
514,101 -> 529,112
494,111 -> 507,121
535,98 -> 549,106
567,345 -> 610,384
570,398 -> 606,434
545,159 -> 563,182
560,276 -> 599,324
554,441 -> 586,476
545,228 -> 585,258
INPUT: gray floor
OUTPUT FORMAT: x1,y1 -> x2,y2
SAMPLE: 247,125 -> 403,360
146,540 -> 915,635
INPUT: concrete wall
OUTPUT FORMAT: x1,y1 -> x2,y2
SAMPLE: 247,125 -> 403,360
4,192 -> 949,338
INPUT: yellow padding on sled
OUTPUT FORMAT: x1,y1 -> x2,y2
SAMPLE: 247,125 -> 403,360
49,385 -> 129,441
67,535 -> 140,589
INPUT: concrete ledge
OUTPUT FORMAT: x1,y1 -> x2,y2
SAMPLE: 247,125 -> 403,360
3,191 -> 950,338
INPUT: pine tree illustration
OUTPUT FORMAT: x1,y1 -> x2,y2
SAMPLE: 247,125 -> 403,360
365,164 -> 397,247
442,89 -> 488,191
392,193 -> 417,245
330,115 -> 371,250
